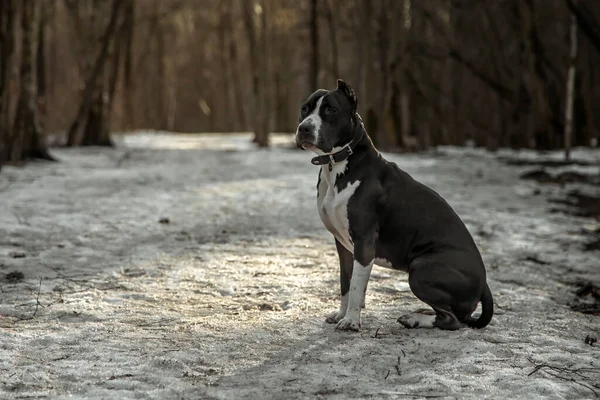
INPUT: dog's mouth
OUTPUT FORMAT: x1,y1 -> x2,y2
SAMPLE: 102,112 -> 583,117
297,140 -> 318,151
301,141 -> 317,151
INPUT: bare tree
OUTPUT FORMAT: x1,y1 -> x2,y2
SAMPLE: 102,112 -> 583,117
242,0 -> 269,147
564,13 -> 578,161
66,0 -> 124,147
309,0 -> 319,90
229,23 -> 247,132
0,0 -> 16,165
218,0 -> 233,132
323,0 -> 339,79
122,0 -> 134,131
566,0 -> 600,54
5,0 -> 53,163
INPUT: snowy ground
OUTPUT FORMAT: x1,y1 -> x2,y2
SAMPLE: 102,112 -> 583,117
0,132 -> 598,399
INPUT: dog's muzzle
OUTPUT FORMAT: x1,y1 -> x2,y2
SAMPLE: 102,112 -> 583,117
296,122 -> 317,150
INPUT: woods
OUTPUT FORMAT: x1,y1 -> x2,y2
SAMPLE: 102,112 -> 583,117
1,2 -> 599,397
1,0 -> 600,166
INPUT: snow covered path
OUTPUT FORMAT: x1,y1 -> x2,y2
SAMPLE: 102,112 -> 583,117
0,133 -> 598,399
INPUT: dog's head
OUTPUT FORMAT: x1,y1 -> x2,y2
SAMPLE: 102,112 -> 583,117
295,79 -> 358,154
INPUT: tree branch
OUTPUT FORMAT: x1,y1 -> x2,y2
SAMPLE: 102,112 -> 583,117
565,0 -> 600,54
449,49 -> 514,101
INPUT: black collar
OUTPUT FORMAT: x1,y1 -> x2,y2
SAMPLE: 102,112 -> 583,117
310,119 -> 364,171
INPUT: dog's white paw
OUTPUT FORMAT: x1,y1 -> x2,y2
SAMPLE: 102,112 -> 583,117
397,313 -> 435,329
325,310 -> 346,324
335,316 -> 360,331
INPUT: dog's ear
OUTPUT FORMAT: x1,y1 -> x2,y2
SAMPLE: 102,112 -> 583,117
336,79 -> 357,110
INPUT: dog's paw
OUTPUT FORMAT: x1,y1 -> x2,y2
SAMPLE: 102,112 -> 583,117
325,310 -> 346,324
397,313 -> 435,329
397,314 -> 419,328
335,317 -> 360,331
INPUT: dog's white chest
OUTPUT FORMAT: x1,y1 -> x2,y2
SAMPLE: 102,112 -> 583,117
317,163 -> 360,253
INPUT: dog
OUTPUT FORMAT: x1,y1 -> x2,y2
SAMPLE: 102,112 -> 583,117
295,79 -> 493,331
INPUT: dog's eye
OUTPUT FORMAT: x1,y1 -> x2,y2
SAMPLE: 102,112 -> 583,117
301,105 -> 309,114
325,107 -> 337,115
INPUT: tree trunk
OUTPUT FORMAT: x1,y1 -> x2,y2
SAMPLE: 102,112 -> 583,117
375,0 -> 390,149
229,38 -> 246,132
66,0 -> 123,147
154,0 -> 167,130
259,0 -> 271,144
242,0 -> 269,146
358,0 -> 375,134
219,0 -> 233,132
565,0 -> 600,55
519,0 -> 536,148
398,0 -> 412,149
324,0 -> 339,79
376,0 -> 403,150
309,0 -> 319,89
440,0 -> 455,145
107,20 -> 123,125
9,0 -> 53,163
400,91 -> 411,148
564,14 -> 578,161
36,0 -> 47,132
242,0 -> 260,141
0,0 -> 16,165
122,0 -> 134,130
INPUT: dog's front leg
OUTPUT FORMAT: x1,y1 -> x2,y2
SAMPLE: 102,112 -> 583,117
336,235 -> 375,331
326,239 -> 353,323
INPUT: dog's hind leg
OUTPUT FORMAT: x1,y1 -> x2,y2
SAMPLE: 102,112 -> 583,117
398,261 -> 463,330
397,306 -> 461,330
397,309 -> 436,329
431,307 -> 462,330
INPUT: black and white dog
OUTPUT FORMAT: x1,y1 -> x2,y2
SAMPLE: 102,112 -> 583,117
295,80 -> 493,331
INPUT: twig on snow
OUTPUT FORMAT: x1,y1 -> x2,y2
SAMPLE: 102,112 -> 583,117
543,370 -> 599,398
42,263 -> 99,289
527,356 -> 600,377
394,356 -> 402,376
12,211 -> 28,225
12,278 -> 43,322
380,392 -> 448,398
41,264 -> 121,295
32,278 -> 42,318
528,363 -> 544,377
115,150 -> 131,167
134,318 -> 178,327
527,357 -> 600,398
0,181 -> 12,193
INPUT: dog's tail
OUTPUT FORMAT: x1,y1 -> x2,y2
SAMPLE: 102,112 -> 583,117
465,283 -> 493,329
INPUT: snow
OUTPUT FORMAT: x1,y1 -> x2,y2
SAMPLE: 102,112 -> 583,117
438,144 -> 600,164
0,132 -> 599,399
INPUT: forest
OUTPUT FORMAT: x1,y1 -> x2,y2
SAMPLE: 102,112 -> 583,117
1,2 -> 599,399
1,0 -> 600,166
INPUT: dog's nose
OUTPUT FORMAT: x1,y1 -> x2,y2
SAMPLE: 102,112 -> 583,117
298,123 -> 312,136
